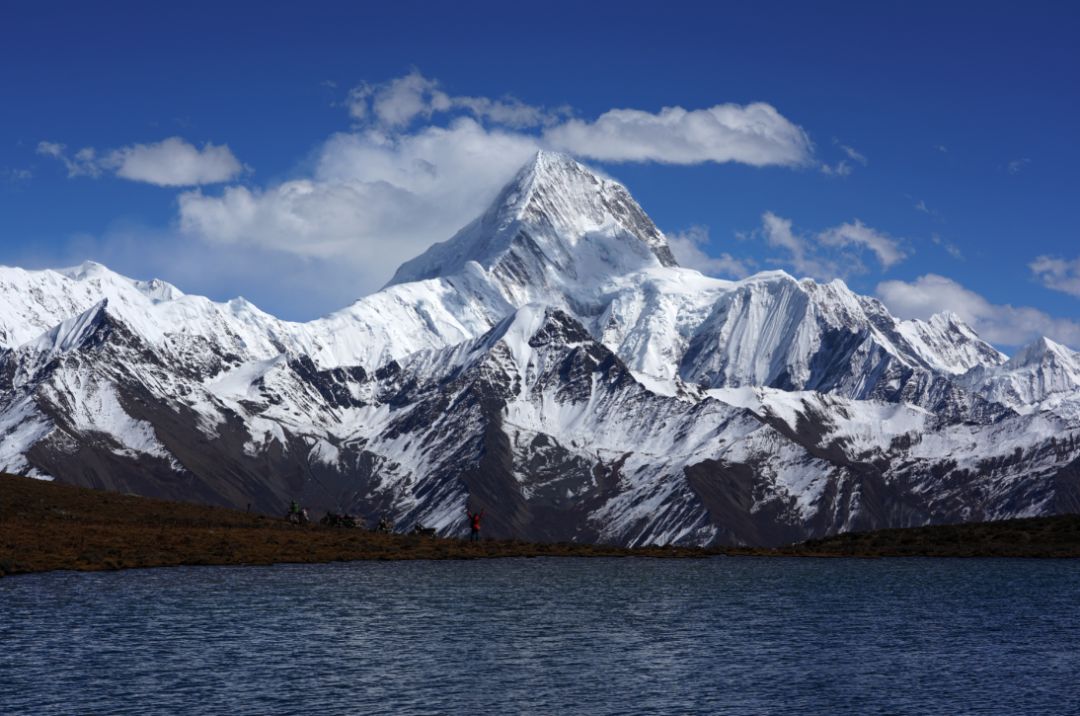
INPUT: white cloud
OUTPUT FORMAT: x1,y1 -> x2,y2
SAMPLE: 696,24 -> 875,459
760,212 -> 800,254
345,84 -> 372,121
666,226 -> 751,278
543,103 -> 813,167
877,274 -> 1080,348
36,140 -> 63,158
1030,255 -> 1080,298
760,211 -> 830,276
817,219 -> 906,268
346,73 -> 812,168
453,95 -> 569,128
107,137 -> 243,186
37,137 -> 243,186
179,118 -> 542,292
369,71 -> 450,127
754,212 -> 904,279
345,70 -> 564,129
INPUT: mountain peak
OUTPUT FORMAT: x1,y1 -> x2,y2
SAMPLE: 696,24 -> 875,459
58,260 -> 112,280
503,150 -> 675,263
56,261 -> 184,303
528,148 -> 582,175
28,298 -> 116,359
1007,335 -> 1074,368
386,152 -> 677,289
514,149 -> 608,198
508,149 -> 593,188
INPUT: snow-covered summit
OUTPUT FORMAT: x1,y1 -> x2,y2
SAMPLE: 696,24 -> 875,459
0,263 -> 127,348
961,335 -> 1080,415
1006,336 -> 1076,370
55,261 -> 185,304
675,270 -> 1007,405
387,150 -> 677,289
898,311 -> 1008,375
29,298 -> 114,358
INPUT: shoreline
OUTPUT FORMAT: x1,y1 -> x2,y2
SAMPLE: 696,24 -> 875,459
3,474 -> 1079,577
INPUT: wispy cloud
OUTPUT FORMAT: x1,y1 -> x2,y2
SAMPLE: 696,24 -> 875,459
760,211 -> 843,278
877,273 -> 1080,348
37,137 -> 244,186
930,233 -> 963,260
912,197 -> 945,220
666,226 -> 751,278
817,219 -> 905,268
1,167 -> 32,183
838,142 -> 867,165
751,212 -> 906,279
821,139 -> 868,177
345,70 -> 570,129
820,160 -> 853,177
36,141 -> 102,178
1030,255 -> 1080,298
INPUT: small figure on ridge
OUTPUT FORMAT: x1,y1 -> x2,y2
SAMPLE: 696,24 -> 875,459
465,506 -> 485,542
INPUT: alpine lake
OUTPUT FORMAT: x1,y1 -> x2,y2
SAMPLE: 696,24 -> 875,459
2,556 -> 1077,714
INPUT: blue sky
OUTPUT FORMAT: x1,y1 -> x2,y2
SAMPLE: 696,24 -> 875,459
1,1 -> 1078,349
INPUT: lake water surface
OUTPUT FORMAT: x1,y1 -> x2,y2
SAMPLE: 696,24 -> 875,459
2,557 -> 1078,715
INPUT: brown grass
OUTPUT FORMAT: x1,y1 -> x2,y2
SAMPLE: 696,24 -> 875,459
787,515 -> 1080,558
0,474 -> 727,575
2,473 -> 1077,576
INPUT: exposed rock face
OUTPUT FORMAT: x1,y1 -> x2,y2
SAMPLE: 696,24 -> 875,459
2,151 -> 1079,546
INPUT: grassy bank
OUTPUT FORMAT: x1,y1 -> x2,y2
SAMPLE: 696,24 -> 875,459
789,515 -> 1080,558
0,474 -> 724,575
2,473 -> 1078,576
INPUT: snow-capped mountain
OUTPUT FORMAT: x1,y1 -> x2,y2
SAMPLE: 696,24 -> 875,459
2,151 -> 1078,545
959,336 -> 1080,420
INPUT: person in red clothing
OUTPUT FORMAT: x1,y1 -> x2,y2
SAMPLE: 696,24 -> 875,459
465,506 -> 485,542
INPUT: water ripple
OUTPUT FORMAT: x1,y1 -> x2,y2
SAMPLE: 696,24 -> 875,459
2,557 -> 1078,715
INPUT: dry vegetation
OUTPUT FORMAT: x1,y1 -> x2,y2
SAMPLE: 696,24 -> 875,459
0,474 -> 724,576
789,516 -> 1080,558
2,473 -> 1078,576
